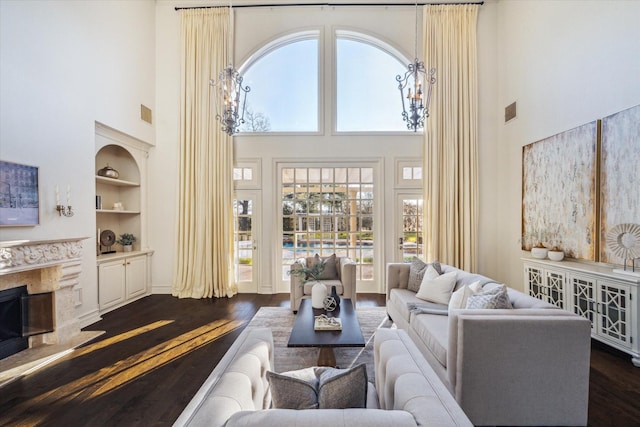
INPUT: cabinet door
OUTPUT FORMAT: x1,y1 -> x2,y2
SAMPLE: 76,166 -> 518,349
598,280 -> 632,349
98,261 -> 126,310
125,256 -> 147,299
544,269 -> 566,308
570,275 -> 597,334
525,265 -> 544,300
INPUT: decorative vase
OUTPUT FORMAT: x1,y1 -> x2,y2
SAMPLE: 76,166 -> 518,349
330,285 -> 341,308
548,250 -> 564,261
531,247 -> 548,259
123,245 -> 133,252
311,282 -> 328,309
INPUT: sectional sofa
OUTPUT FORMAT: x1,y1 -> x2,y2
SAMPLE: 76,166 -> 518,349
386,261 -> 592,426
173,327 -> 473,426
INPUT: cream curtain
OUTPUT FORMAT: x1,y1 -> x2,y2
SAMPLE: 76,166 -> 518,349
423,4 -> 479,272
173,9 -> 237,299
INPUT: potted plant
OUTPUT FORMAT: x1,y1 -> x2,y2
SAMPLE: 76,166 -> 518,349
288,259 -> 327,308
116,233 -> 136,252
288,259 -> 325,283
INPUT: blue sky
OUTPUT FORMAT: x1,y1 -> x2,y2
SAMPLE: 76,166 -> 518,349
241,37 -> 409,132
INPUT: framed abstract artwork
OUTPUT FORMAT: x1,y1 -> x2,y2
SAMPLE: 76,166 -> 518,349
522,121 -> 598,260
600,104 -> 640,265
0,160 -> 40,226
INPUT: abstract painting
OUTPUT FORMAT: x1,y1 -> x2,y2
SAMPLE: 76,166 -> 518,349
522,121 -> 598,260
600,104 -> 640,265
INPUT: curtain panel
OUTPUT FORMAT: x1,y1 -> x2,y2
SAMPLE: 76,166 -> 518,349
423,4 -> 479,272
173,9 -> 237,299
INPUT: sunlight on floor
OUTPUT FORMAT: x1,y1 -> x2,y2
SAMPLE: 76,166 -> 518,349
1,318 -> 247,426
72,320 -> 175,358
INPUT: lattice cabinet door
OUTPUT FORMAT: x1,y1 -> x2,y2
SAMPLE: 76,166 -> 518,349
570,275 -> 597,334
525,265 -> 544,301
524,264 -> 566,308
545,269 -> 566,309
597,280 -> 633,349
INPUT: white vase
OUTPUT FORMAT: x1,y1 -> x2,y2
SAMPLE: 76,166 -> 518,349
311,282 -> 328,309
531,247 -> 548,259
123,245 -> 133,252
548,250 -> 564,261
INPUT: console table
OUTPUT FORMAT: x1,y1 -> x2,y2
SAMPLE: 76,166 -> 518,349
522,256 -> 640,366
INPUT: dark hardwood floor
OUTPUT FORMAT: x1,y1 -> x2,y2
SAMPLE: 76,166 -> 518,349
0,293 -> 638,427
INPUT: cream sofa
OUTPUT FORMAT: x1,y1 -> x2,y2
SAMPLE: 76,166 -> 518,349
386,262 -> 592,426
290,255 -> 356,313
173,327 -> 473,427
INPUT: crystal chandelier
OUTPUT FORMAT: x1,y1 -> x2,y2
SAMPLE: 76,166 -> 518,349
396,0 -> 436,132
210,1 -> 250,136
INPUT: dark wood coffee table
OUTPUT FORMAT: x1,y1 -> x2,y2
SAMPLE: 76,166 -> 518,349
287,298 -> 365,367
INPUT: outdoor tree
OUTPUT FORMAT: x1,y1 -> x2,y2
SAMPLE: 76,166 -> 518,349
240,105 -> 271,132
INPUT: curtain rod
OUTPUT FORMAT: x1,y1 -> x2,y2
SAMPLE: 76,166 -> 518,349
175,2 -> 483,11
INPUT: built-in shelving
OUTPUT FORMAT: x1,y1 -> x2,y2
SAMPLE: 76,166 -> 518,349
95,122 -> 153,313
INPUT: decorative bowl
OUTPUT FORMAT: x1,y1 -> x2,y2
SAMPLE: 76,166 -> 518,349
98,165 -> 119,179
531,247 -> 548,259
548,250 -> 565,261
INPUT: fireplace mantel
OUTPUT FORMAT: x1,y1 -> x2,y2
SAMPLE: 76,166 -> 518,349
0,237 -> 87,276
0,237 -> 105,386
0,237 -> 88,349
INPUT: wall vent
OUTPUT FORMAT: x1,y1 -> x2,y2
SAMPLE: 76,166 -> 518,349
505,101 -> 517,123
141,104 -> 152,124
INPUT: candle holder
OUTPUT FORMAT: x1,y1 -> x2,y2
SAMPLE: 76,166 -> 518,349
56,204 -> 74,217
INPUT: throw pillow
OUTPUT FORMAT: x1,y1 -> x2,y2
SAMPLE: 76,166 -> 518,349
267,364 -> 368,410
266,367 -> 319,409
415,268 -> 457,305
465,284 -> 513,309
316,363 -> 368,409
407,257 -> 443,292
313,253 -> 339,280
448,280 -> 482,310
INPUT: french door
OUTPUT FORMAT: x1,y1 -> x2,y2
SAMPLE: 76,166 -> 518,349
395,191 -> 424,262
233,190 -> 260,293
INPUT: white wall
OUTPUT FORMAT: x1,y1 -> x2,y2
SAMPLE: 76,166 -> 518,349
0,0 -> 155,325
152,1 -> 500,294
493,0 -> 640,289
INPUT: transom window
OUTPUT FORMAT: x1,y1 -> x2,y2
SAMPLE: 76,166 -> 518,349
240,31 -> 319,132
281,166 -> 374,281
335,31 -> 409,132
239,29 -> 411,133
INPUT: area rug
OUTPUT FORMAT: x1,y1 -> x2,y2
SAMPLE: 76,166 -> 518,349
248,306 -> 392,382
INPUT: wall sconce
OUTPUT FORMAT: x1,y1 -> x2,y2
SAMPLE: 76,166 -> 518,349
55,185 -> 73,217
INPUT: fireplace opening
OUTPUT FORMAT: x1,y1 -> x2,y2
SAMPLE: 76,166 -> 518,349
0,285 -> 54,360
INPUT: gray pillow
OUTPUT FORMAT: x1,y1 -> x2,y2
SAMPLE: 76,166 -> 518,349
266,367 -> 319,409
317,363 -> 368,409
407,257 -> 442,292
267,364 -> 367,410
466,284 -> 513,309
313,253 -> 338,280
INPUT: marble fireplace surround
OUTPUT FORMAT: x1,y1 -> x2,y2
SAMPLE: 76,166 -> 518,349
0,238 -> 103,387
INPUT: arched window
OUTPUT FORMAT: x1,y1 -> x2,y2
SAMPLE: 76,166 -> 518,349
239,31 -> 319,132
335,30 -> 409,132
